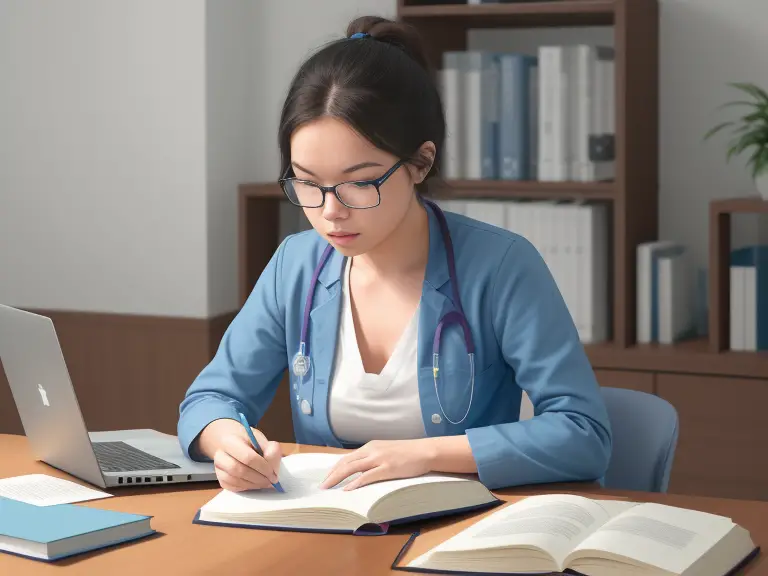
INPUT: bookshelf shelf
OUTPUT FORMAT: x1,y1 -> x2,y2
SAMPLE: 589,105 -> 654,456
239,180 -> 615,202
240,183 -> 281,199
431,180 -> 615,201
399,1 -> 615,28
710,196 -> 768,214
586,338 -> 768,380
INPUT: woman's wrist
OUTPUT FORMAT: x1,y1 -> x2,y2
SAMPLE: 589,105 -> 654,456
419,435 -> 478,475
196,418 -> 235,460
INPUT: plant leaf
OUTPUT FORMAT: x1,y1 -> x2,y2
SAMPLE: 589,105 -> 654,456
704,121 -> 734,140
726,131 -> 767,163
756,148 -> 768,177
729,81 -> 768,105
718,100 -> 759,110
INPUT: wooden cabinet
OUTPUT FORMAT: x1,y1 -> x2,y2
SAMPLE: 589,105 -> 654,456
657,373 -> 768,501
595,369 -> 654,393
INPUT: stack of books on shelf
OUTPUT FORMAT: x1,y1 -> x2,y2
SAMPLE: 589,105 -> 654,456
438,198 -> 609,344
730,244 -> 768,352
635,241 -> 702,346
438,44 -> 615,182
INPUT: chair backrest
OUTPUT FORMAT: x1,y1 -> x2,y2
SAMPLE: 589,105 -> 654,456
600,387 -> 679,493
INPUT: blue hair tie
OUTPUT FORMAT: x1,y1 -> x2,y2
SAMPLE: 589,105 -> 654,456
350,32 -> 369,39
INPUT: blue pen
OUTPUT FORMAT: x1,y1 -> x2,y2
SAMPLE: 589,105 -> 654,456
237,412 -> 285,493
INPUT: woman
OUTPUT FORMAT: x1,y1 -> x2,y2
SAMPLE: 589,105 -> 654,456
178,16 -> 612,493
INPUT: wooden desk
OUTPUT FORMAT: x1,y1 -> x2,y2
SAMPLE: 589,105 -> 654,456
0,433 -> 765,575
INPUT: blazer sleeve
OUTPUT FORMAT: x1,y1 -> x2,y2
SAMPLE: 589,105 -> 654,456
177,238 -> 289,461
464,235 -> 612,490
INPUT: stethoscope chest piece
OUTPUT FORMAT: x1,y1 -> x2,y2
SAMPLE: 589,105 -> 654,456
292,352 -> 309,377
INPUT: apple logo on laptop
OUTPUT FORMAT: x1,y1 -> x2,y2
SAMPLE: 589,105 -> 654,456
37,384 -> 50,407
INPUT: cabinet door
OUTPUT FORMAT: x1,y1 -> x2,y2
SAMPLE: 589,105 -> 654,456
657,373 -> 768,501
594,369 -> 654,393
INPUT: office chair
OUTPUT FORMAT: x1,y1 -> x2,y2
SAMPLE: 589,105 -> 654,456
599,387 -> 679,493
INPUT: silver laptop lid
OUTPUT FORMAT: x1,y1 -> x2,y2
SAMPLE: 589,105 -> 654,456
0,305 -> 107,488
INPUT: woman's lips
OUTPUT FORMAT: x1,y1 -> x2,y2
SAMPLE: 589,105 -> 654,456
328,232 -> 359,245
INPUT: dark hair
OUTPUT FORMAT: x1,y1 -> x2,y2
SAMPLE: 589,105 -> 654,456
277,16 -> 445,196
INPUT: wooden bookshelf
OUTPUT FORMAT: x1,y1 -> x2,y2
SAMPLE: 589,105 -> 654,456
239,0 -> 660,348
237,1 -> 768,501
586,338 -> 768,380
396,0 -> 659,349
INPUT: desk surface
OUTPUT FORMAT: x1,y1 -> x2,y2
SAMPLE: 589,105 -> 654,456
0,433 -> 765,575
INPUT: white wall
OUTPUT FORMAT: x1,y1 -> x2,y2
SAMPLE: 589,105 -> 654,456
658,0 -> 768,256
0,0 -> 209,317
205,0 -> 254,316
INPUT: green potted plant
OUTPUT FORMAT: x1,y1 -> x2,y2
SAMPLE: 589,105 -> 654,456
704,82 -> 768,200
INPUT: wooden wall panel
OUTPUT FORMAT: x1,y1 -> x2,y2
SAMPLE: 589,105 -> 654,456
657,373 -> 768,501
0,310 -> 235,438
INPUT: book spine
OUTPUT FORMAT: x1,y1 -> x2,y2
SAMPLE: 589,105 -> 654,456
498,54 -> 530,180
442,52 -> 464,180
730,266 -> 745,351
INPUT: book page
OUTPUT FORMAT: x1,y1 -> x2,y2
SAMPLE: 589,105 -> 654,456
421,494 -> 625,569
201,453 -> 372,516
0,474 -> 112,506
568,502 -> 737,574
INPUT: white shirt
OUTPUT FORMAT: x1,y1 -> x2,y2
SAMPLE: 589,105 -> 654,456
328,258 -> 427,444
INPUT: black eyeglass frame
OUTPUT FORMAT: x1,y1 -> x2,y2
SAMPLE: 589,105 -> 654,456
278,159 -> 406,209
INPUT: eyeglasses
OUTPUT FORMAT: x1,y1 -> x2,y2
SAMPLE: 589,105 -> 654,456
278,160 -> 405,209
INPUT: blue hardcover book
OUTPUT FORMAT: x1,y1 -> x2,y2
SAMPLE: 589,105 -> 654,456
0,497 -> 154,562
464,51 -> 500,180
497,53 -> 537,180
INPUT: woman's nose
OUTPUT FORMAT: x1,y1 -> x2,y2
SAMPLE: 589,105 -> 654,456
322,191 -> 348,221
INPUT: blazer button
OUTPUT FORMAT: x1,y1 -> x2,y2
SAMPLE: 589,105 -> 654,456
300,399 -> 312,415
431,413 -> 442,424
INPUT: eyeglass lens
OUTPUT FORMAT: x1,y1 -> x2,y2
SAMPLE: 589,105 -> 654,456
283,180 -> 379,208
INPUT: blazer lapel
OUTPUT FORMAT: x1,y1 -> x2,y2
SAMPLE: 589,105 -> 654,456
305,247 -> 345,447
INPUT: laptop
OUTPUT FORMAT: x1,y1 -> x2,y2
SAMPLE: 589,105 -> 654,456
0,304 -> 217,489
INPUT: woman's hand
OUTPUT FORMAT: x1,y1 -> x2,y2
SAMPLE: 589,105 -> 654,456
197,418 -> 283,492
319,439 -> 437,491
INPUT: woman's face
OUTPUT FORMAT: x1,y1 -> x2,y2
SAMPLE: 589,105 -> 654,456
289,116 -> 427,257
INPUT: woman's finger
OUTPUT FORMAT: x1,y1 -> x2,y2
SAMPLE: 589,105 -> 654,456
320,455 -> 373,489
343,465 -> 391,491
214,449 -> 273,488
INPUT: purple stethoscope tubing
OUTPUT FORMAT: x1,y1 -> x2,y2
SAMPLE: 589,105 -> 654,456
292,199 -> 476,424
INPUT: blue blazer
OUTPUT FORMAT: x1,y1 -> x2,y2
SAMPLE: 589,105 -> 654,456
177,203 -> 612,490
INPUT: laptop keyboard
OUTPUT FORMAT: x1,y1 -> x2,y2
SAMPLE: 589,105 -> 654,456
92,441 -> 181,473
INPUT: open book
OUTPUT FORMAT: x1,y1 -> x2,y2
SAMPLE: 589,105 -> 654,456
393,493 -> 759,575
193,452 -> 499,535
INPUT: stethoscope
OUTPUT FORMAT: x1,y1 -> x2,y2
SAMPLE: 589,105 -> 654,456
291,199 -> 476,425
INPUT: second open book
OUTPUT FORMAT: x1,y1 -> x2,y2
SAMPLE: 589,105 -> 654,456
393,493 -> 759,576
193,452 -> 499,534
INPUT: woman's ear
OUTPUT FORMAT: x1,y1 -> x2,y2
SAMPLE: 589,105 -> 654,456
409,141 -> 436,184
